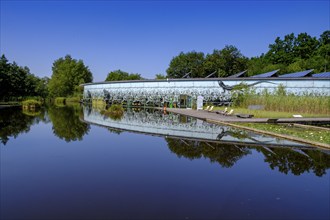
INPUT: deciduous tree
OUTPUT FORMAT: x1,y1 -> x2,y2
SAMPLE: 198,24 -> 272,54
48,55 -> 93,97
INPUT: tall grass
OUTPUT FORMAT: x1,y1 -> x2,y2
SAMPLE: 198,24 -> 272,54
231,84 -> 330,115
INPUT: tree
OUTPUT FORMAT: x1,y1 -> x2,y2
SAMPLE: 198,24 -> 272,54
48,55 -> 93,97
166,51 -> 205,78
204,45 -> 248,77
0,55 -> 11,99
48,105 -> 90,142
105,69 -> 142,81
316,30 -> 330,72
265,33 -> 296,64
0,54 -> 49,100
294,32 -> 319,60
155,73 -> 166,79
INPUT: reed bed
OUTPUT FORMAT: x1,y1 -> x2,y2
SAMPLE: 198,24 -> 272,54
232,86 -> 330,115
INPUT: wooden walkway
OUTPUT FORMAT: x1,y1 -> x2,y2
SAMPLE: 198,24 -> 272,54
163,108 -> 330,124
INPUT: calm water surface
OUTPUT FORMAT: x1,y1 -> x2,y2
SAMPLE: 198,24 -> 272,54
1,105 -> 329,220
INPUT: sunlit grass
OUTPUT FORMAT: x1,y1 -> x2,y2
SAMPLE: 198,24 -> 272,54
213,106 -> 329,118
238,123 -> 330,145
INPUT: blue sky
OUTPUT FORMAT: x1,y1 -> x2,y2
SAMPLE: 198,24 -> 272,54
1,0 -> 329,82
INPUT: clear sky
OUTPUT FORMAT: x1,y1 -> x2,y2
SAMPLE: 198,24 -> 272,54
1,0 -> 329,82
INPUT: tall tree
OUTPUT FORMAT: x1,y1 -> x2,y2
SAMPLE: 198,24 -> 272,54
294,32 -> 319,60
166,51 -> 205,78
48,55 -> 93,97
265,33 -> 296,64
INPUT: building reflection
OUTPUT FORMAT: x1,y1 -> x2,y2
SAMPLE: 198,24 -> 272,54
82,107 -> 330,177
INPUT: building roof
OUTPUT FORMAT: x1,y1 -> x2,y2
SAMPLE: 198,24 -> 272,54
227,70 -> 247,78
312,72 -> 330,78
250,69 -> 280,78
278,69 -> 313,78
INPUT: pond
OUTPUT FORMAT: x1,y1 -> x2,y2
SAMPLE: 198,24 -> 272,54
1,105 -> 329,220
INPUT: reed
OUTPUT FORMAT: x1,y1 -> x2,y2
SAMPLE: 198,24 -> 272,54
232,85 -> 330,115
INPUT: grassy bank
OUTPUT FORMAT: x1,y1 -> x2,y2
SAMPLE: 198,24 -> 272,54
238,123 -> 330,145
212,106 -> 329,118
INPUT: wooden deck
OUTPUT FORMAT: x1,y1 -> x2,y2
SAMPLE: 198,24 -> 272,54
163,108 -> 330,124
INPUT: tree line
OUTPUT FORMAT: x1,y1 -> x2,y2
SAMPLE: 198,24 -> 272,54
0,55 -> 49,101
166,30 -> 329,78
0,30 -> 328,100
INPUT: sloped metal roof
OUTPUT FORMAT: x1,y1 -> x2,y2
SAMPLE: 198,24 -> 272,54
312,72 -> 330,78
278,69 -> 313,78
250,69 -> 280,78
227,70 -> 247,78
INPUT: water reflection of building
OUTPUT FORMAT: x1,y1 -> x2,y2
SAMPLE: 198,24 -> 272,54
82,107 -> 313,148
82,107 -> 330,177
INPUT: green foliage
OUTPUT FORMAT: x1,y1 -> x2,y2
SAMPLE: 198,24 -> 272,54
166,137 -> 330,176
155,74 -> 166,79
22,99 -> 42,108
249,30 -> 330,75
48,55 -> 93,97
66,97 -> 81,103
166,46 -> 248,78
48,104 -> 90,142
0,54 -> 49,100
105,70 -> 142,81
0,107 -> 46,145
101,104 -> 124,120
55,97 -> 66,105
230,85 -> 330,115
240,123 -> 330,145
204,45 -> 248,77
166,51 -> 205,78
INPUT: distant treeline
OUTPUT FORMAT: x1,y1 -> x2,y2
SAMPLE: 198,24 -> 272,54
165,30 -> 329,78
0,30 -> 329,100
0,55 -> 49,101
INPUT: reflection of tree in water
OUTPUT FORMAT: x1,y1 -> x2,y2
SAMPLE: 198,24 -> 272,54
108,128 -> 123,135
256,147 -> 330,177
166,138 -> 251,168
166,138 -> 330,176
0,107 -> 47,145
48,105 -> 90,142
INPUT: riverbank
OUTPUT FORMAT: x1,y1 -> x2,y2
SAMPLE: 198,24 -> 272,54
163,108 -> 330,149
